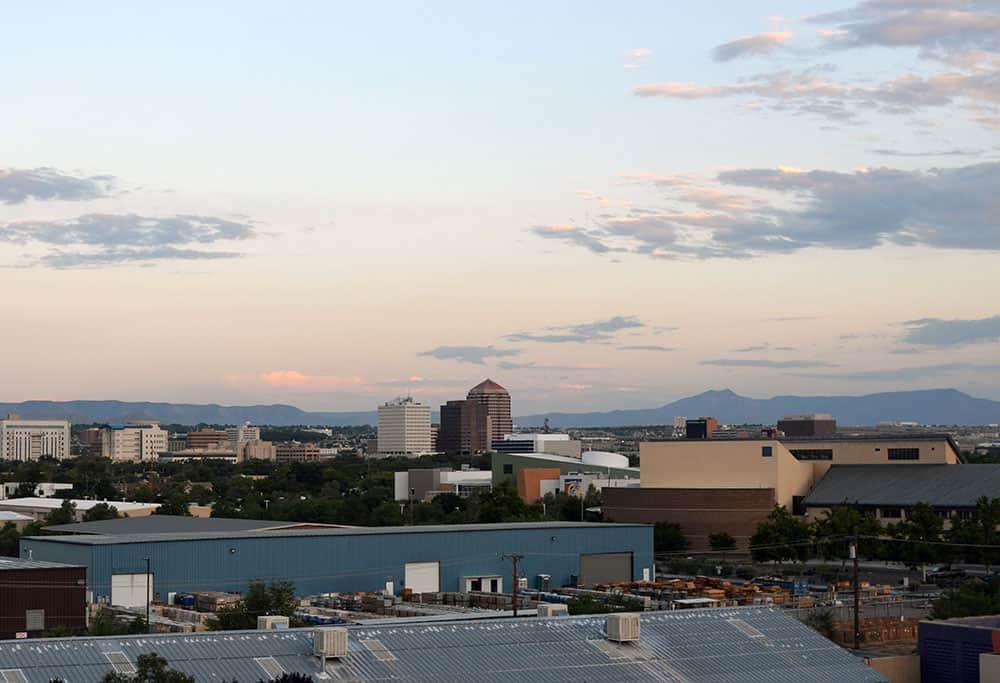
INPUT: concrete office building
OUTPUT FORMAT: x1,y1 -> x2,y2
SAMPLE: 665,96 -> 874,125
437,400 -> 489,455
186,429 -> 229,449
242,439 -> 276,461
493,433 -> 583,459
22,522 -> 654,603
275,441 -> 321,462
101,423 -> 168,462
0,417 -> 70,461
377,397 -> 432,456
226,422 -> 261,453
467,378 -> 512,442
604,433 -> 961,549
777,413 -> 837,437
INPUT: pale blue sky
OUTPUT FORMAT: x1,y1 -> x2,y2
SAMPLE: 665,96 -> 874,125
2,1 -> 999,412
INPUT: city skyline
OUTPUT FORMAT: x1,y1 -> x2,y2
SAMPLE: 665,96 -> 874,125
2,1 -> 999,412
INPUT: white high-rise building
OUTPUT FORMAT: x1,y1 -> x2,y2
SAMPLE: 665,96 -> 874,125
377,397 -> 432,457
101,422 -> 168,462
226,422 -> 261,453
0,416 -> 71,461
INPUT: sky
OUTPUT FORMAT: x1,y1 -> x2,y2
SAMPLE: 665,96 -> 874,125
2,1 -> 999,414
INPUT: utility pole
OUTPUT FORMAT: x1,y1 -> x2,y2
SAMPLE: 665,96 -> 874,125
501,553 -> 524,617
851,527 -> 860,650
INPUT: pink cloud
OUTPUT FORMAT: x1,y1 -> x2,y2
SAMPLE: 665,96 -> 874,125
225,370 -> 364,389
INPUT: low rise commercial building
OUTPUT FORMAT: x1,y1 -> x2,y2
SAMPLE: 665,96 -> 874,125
604,433 -> 961,549
275,441 -> 322,462
919,614 -> 1000,683
186,429 -> 229,450
22,522 -> 654,603
492,433 -> 582,459
393,467 -> 492,501
225,422 -> 261,453
1,482 -> 73,500
777,413 -> 837,437
0,417 -> 70,461
158,448 -> 239,464
0,607 -> 886,681
242,439 -> 276,460
0,498 -> 159,522
492,451 -> 639,503
0,557 -> 87,640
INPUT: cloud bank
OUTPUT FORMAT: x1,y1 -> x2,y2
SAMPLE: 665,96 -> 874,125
0,167 -> 115,204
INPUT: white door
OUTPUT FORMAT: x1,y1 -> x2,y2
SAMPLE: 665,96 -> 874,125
404,561 -> 440,594
111,573 -> 153,608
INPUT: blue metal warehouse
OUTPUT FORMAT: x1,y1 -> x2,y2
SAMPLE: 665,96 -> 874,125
21,522 -> 652,604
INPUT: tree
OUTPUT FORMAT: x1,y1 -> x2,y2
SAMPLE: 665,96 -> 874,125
209,581 -> 297,630
90,608 -> 147,636
654,522 -> 689,553
750,505 -> 812,564
100,653 -> 193,683
0,522 -> 19,557
890,502 -> 943,575
804,608 -> 836,640
83,502 -> 120,522
947,497 -> 1000,568
155,495 -> 192,517
812,506 -> 882,567
268,675 -> 314,683
44,499 -> 77,526
930,579 -> 1000,619
709,532 -> 736,552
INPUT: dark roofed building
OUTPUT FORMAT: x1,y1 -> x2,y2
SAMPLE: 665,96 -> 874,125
802,464 -> 1000,524
0,608 -> 886,682
45,515 -> 347,536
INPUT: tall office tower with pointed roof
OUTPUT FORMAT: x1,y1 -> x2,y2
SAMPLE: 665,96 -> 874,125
467,379 -> 512,444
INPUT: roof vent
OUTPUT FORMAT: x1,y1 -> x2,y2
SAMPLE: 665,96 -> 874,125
257,615 -> 290,630
314,627 -> 349,660
537,603 -> 569,618
606,613 -> 641,642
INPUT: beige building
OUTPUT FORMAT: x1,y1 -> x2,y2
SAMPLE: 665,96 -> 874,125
101,422 -> 168,462
377,397 -> 432,457
226,423 -> 261,453
242,439 -> 276,461
275,441 -> 321,462
0,417 -> 70,461
604,434 -> 960,549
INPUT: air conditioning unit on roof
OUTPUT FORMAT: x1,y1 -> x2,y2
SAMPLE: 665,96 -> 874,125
606,613 -> 641,642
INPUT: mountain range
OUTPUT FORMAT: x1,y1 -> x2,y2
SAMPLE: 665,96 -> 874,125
1,388 -> 999,427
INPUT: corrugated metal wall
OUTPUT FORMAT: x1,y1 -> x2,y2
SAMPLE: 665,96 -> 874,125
24,525 -> 653,600
919,621 -> 997,683
0,566 -> 87,638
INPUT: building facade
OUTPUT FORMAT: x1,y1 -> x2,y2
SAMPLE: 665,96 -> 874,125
186,429 -> 229,449
0,417 -> 70,461
377,397 -> 432,456
226,423 -> 261,453
242,439 -> 276,461
437,400 -> 489,454
777,414 -> 837,437
0,558 -> 87,640
22,522 -> 654,600
275,441 -> 321,462
467,378 -> 512,442
101,423 -> 168,462
493,433 -> 583,459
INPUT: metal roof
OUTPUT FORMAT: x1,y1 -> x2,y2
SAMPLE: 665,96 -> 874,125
803,464 -> 1000,508
26,520 -> 648,546
0,557 -> 82,571
504,451 -> 640,472
0,498 -> 160,512
0,608 -> 885,682
45,515 -> 294,536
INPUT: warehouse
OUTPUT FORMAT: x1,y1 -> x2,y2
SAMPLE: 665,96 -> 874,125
21,522 -> 653,607
0,607 -> 886,682
0,557 -> 87,639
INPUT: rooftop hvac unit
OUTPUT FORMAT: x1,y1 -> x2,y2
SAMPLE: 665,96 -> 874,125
257,615 -> 290,630
606,613 -> 641,642
314,627 -> 349,659
537,603 -> 569,618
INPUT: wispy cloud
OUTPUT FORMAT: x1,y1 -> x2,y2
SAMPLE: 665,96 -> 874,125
497,361 -> 607,371
419,345 -> 521,364
733,344 -> 796,352
901,315 -> 1000,346
702,358 -> 837,368
794,362 -> 1000,381
619,345 -> 674,352
0,167 -> 115,204
533,162 -> 1000,260
0,213 -> 257,268
506,316 -> 643,343
868,147 -> 985,157
712,31 -> 792,62
624,47 -> 650,69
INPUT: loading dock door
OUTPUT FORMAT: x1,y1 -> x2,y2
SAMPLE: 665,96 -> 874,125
111,573 -> 153,608
579,552 -> 632,587
404,561 -> 440,594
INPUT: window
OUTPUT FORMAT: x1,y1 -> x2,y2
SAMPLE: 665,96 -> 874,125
502,464 -> 512,474
958,509 -> 975,521
761,446 -> 773,457
789,449 -> 833,461
888,448 -> 920,460
880,508 -> 902,519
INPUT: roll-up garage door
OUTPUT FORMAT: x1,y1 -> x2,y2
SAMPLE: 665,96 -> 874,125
404,561 -> 440,594
111,573 -> 153,608
579,552 -> 632,586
